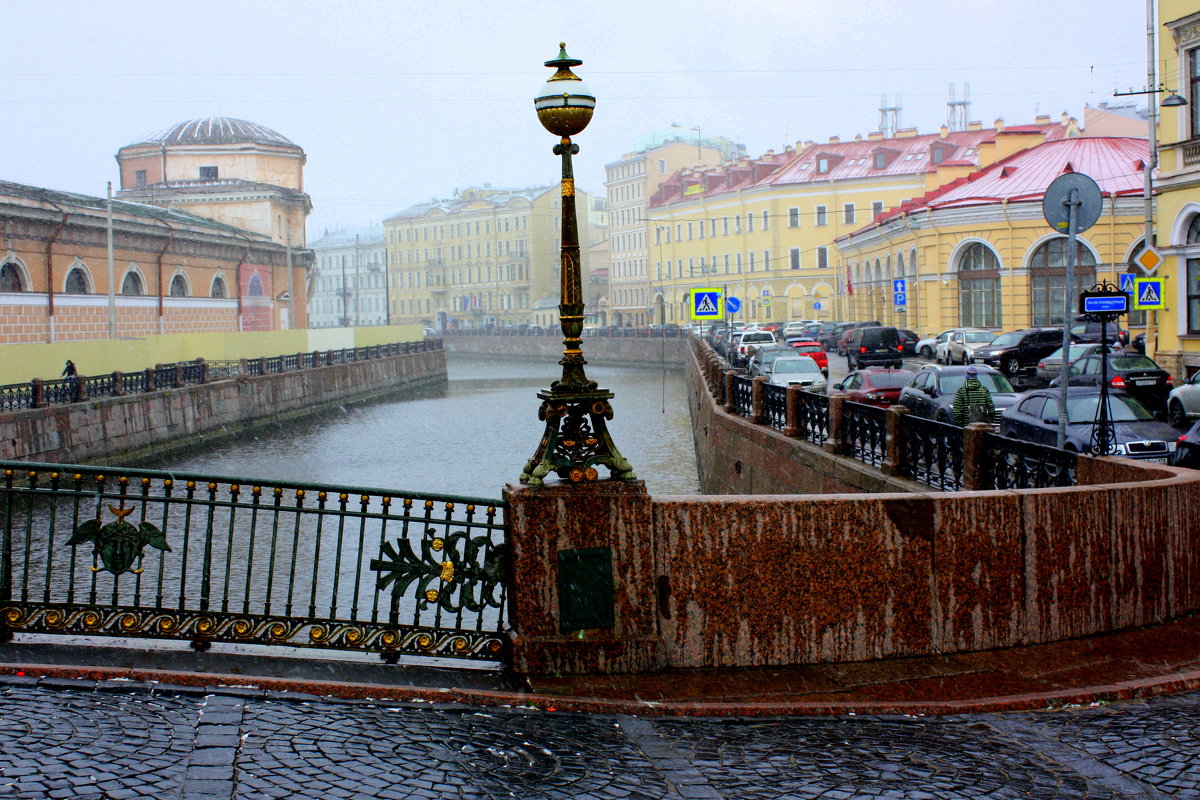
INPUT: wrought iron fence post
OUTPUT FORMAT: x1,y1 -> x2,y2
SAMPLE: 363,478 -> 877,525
783,386 -> 800,437
750,377 -> 766,425
30,379 -> 43,409
111,372 -> 124,396
723,371 -> 736,413
144,368 -> 154,392
961,422 -> 993,491
825,393 -> 847,455
173,364 -> 184,388
238,359 -> 249,380
75,374 -> 88,402
881,405 -> 908,476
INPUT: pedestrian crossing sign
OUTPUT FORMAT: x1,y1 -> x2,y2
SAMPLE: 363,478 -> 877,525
1133,277 -> 1165,310
692,289 -> 723,320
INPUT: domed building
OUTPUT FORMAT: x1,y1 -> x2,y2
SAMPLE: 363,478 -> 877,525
115,117 -> 311,248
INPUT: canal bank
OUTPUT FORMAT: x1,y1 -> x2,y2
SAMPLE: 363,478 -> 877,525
0,346 -> 445,465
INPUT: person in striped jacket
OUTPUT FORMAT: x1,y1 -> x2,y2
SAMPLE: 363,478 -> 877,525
952,365 -> 996,426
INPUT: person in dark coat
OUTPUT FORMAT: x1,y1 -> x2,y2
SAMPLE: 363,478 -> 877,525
61,360 -> 80,401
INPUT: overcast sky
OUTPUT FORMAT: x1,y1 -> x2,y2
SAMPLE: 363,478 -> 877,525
1,0 -> 1153,238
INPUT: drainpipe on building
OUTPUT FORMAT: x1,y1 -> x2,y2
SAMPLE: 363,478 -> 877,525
41,199 -> 68,343
156,219 -> 175,336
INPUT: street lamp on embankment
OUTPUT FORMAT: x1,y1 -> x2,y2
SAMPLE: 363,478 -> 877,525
520,44 -> 636,487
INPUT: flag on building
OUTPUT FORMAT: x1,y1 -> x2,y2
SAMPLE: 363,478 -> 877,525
846,265 -> 854,296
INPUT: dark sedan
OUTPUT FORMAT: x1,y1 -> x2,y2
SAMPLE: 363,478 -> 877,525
1001,387 -> 1180,462
832,368 -> 914,407
1056,354 -> 1174,416
1174,418 -> 1200,469
897,364 -> 1019,425
897,328 -> 920,357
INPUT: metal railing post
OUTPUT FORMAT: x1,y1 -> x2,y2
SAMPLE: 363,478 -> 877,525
962,422 -> 993,491
750,377 -> 766,424
881,405 -> 908,476
825,393 -> 847,455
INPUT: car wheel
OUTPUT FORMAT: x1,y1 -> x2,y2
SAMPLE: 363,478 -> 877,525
1169,399 -> 1188,428
919,346 -> 932,360
1001,355 -> 1018,376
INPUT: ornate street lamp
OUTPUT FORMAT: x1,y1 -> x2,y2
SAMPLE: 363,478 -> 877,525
520,44 -> 636,486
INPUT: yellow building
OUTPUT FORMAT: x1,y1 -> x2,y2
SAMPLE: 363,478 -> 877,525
383,185 -> 591,330
836,137 -> 1152,341
645,117 -> 1079,326
1154,0 -> 1200,379
606,133 -> 743,327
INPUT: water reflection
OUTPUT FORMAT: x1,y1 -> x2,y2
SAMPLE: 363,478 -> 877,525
159,355 -> 700,498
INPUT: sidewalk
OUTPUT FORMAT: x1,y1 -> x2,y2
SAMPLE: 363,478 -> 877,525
4,612 -> 1200,717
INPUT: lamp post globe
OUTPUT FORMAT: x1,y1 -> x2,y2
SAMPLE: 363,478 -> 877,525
519,44 -> 636,487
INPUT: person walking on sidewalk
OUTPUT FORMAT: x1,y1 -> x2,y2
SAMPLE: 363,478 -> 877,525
61,359 -> 80,401
952,365 -> 995,426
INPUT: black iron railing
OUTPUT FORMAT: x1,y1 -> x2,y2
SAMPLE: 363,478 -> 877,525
981,432 -> 1078,489
762,383 -> 787,430
899,415 -> 965,491
0,340 -> 441,412
843,402 -> 887,467
795,390 -> 830,445
0,461 -> 507,664
444,326 -> 684,339
731,375 -> 753,417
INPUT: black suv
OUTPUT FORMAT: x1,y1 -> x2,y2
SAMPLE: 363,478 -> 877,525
971,328 -> 1064,377
845,326 -> 903,370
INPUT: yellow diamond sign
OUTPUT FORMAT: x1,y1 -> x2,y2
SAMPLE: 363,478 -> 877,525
1135,246 -> 1164,275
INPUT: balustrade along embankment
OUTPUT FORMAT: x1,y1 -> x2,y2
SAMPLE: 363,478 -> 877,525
4,332 -> 1200,676
0,339 -> 445,465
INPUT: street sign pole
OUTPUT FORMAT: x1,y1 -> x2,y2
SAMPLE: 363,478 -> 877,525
1060,189 -> 1078,450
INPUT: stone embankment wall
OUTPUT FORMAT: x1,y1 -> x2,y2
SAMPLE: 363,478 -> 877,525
504,342 -> 1200,674
441,333 -> 685,367
0,349 -> 445,464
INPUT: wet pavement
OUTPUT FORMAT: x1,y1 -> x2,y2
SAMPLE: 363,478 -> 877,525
2,672 -> 1198,799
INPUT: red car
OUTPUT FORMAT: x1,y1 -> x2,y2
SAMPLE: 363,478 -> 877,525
785,339 -> 828,373
832,368 -> 915,406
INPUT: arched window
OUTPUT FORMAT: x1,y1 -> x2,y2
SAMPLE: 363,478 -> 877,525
909,248 -> 918,277
1029,237 -> 1096,326
247,274 -> 264,297
0,262 -> 24,292
210,275 -> 228,298
1187,217 -> 1200,333
65,267 -> 89,294
957,242 -> 1001,328
121,271 -> 144,296
169,274 -> 188,297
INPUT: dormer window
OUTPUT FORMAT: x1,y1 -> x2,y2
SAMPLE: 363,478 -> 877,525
874,152 -> 886,169
931,146 -> 946,165
817,157 -> 830,173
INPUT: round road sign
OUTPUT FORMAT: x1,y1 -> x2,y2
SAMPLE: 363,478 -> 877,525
1042,172 -> 1103,234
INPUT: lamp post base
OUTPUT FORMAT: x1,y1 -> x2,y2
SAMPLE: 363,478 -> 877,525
519,388 -> 637,486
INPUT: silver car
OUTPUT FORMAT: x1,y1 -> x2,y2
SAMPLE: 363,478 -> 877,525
939,328 -> 994,364
1168,370 -> 1200,427
765,355 -> 827,391
1035,342 -> 1114,383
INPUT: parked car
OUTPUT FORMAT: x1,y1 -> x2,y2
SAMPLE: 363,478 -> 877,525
835,321 -> 883,356
832,368 -> 914,407
938,328 -> 995,365
1070,317 -> 1128,345
1001,387 -> 1179,462
747,344 -> 796,378
897,328 -> 920,357
816,321 -> 848,350
1167,370 -> 1200,427
782,320 -> 819,338
845,326 -> 904,370
1174,418 -> 1200,468
764,355 -> 827,391
898,364 -> 1019,425
784,338 -> 829,374
1035,342 -> 1115,383
1056,353 -> 1174,416
733,330 -> 777,367
972,327 -> 1064,377
916,330 -> 951,360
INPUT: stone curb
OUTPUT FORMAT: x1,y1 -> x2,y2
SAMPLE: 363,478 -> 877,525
3,662 -> 1200,717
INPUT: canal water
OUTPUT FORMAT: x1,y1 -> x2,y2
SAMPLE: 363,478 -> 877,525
160,355 -> 700,499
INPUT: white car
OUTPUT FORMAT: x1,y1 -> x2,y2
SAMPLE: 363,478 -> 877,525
1168,370 -> 1200,427
916,330 -> 951,360
782,320 -> 819,337
765,355 -> 827,391
940,328 -> 995,365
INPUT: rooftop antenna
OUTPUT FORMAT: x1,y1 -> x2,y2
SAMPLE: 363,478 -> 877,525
947,83 -> 971,132
879,94 -> 901,138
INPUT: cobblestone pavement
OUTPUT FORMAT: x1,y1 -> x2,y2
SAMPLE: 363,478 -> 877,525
1,675 -> 1198,799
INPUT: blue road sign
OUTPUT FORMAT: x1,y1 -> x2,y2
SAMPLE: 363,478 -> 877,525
813,301 -> 823,311
1082,295 -> 1128,314
894,291 -> 907,307
726,296 -> 742,314
1134,278 -> 1165,310
893,278 -> 907,293
691,289 -> 722,320
1119,273 -> 1136,294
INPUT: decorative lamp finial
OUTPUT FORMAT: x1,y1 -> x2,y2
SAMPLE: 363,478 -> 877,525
534,43 -> 595,137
